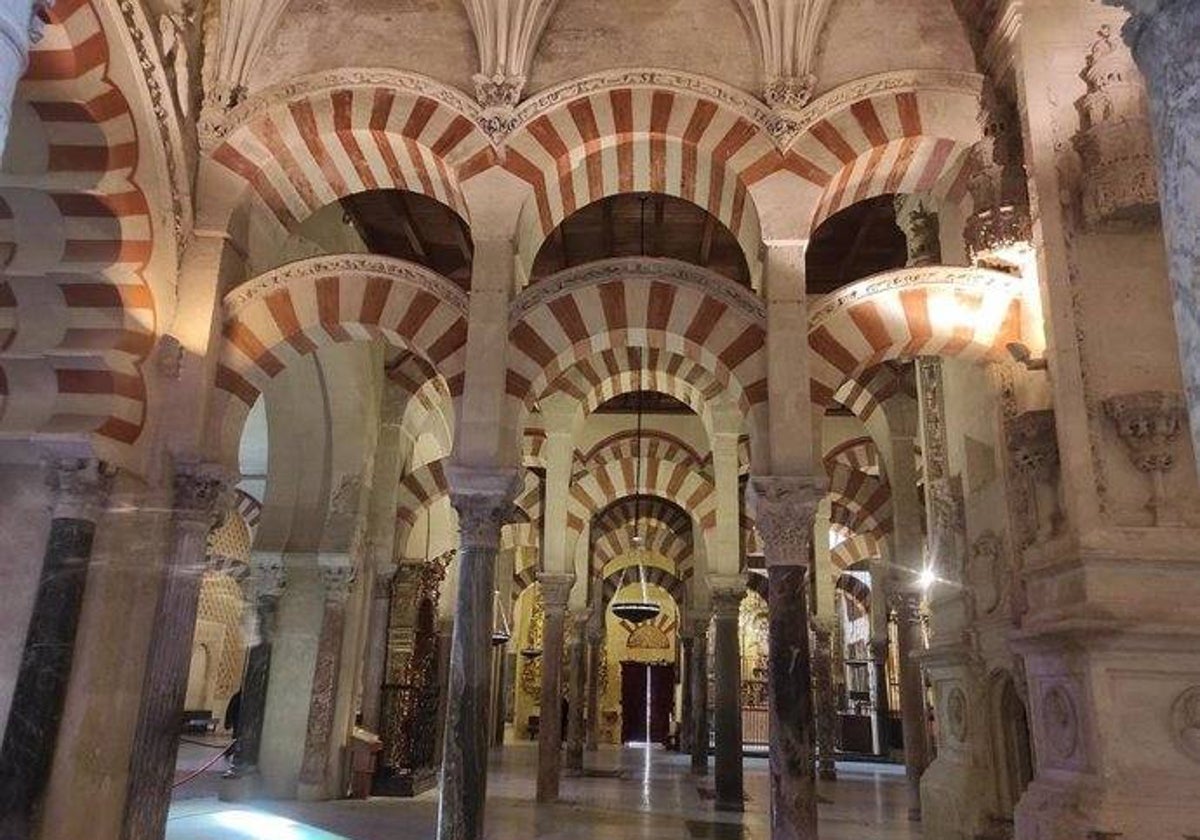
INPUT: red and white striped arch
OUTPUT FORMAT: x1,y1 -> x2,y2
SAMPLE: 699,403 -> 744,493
210,76 -> 491,232
589,494 -> 695,576
209,255 -> 468,464
501,84 -> 779,277
395,458 -> 449,543
599,565 -> 687,606
508,259 -> 768,422
0,0 -> 156,455
567,455 -> 717,538
784,74 -> 983,234
502,469 -> 543,551
808,266 -> 1031,408
826,461 -> 891,538
830,531 -> 885,570
577,429 -> 708,476
824,436 -> 882,475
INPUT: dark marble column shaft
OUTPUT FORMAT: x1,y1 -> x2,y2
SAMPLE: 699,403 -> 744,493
679,635 -> 695,754
894,591 -> 928,822
690,619 -> 710,775
812,619 -> 838,781
437,478 -> 515,840
298,564 -> 356,797
490,645 -> 507,749
871,639 -> 891,756
360,569 -> 395,733
535,574 -> 572,802
752,475 -> 822,840
0,458 -> 112,840
585,630 -> 603,752
564,615 -> 587,771
711,587 -> 744,812
121,463 -> 230,840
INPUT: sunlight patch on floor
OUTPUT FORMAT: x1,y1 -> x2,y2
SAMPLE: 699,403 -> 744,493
168,803 -> 350,840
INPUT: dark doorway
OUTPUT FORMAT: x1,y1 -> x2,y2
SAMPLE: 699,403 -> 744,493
620,662 -> 675,744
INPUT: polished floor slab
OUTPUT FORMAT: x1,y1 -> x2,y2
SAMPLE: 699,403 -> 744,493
167,743 -> 921,840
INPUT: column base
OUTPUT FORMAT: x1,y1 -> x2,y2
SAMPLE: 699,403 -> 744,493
372,768 -> 438,798
1016,777 -> 1200,840
218,771 -> 263,803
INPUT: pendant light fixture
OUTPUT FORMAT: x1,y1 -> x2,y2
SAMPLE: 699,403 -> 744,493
491,588 -> 511,646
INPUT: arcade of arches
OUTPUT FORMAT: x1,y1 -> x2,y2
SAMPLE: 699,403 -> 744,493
0,1 -> 1199,840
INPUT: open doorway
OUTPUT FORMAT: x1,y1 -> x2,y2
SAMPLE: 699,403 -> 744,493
620,663 -> 674,744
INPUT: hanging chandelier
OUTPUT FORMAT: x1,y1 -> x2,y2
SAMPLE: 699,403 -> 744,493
610,337 -> 662,626
491,588 -> 511,647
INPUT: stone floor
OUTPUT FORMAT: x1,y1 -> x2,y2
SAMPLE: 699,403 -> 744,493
167,743 -> 921,839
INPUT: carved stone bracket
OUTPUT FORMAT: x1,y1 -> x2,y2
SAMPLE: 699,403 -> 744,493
172,460 -> 235,531
749,475 -> 825,567
733,0 -> 833,112
1102,390 -> 1186,524
248,553 -> 288,601
1007,409 -> 1063,545
45,456 -> 116,522
963,83 -> 1033,272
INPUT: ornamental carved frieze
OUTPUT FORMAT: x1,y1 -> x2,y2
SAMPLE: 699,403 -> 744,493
963,84 -> 1033,272
1006,409 -> 1064,546
749,475 -> 824,567
1040,683 -> 1081,764
1073,24 -> 1160,230
1102,390 -> 1186,525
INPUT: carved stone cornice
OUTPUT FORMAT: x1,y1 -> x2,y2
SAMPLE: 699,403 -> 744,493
749,475 -> 824,567
963,82 -> 1033,271
172,460 -> 235,530
45,456 -> 116,522
510,257 -> 766,326
225,254 -> 469,318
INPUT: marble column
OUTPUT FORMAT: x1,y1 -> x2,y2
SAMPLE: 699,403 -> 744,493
0,457 -> 113,840
894,590 -> 928,822
490,643 -> 507,749
753,476 -> 823,840
564,613 -> 587,772
297,562 -> 357,800
359,566 -> 395,733
0,0 -> 49,160
870,638 -> 892,756
811,617 -> 838,781
1111,0 -> 1200,473
535,573 -> 572,802
436,471 -> 517,840
221,557 -> 287,797
711,584 -> 745,812
120,462 -> 231,840
433,617 -> 454,769
584,622 -> 603,752
679,633 -> 695,754
690,617 -> 711,775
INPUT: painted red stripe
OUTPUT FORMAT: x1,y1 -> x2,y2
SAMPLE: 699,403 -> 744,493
811,120 -> 857,164
331,90 -> 377,190
213,143 -> 298,228
403,98 -> 438,139
254,115 -> 320,213
914,137 -> 957,193
611,90 -> 634,193
896,93 -> 922,137
290,100 -> 348,199
851,100 -> 888,146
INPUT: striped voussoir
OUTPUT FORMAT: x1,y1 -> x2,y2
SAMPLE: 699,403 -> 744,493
786,83 -> 981,233
511,565 -> 540,599
808,266 -> 1029,408
827,461 -> 892,536
502,469 -> 543,550
589,494 -> 694,578
522,427 -> 546,467
507,258 -> 767,414
212,255 -> 468,458
600,564 -> 687,606
834,362 -> 917,424
234,488 -> 263,541
394,459 -> 449,543
836,572 -> 872,611
1,0 -> 154,448
824,436 -> 882,475
502,86 -> 779,274
212,83 -> 490,231
567,455 -> 717,540
830,531 -> 884,571
576,429 -> 708,477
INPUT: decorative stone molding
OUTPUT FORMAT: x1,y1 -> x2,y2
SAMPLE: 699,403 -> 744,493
966,531 -> 1007,616
1040,683 -> 1080,762
45,457 -> 116,522
750,475 -> 824,567
318,560 -> 357,603
1007,409 -> 1063,545
945,686 -> 968,742
894,197 -> 942,267
200,0 -> 291,127
462,0 -> 558,109
1170,686 -> 1200,763
733,0 -> 833,111
963,84 -> 1033,272
1102,390 -> 1186,524
172,460 -> 235,530
1073,24 -> 1159,230
447,466 -> 522,551
537,572 -> 574,614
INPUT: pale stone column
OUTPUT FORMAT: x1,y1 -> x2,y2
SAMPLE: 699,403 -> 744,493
752,476 -> 823,840
221,556 -> 287,797
0,457 -> 113,839
893,590 -> 928,823
535,573 -> 572,801
297,562 -> 357,800
710,581 -> 745,812
679,630 -> 695,754
584,620 -> 603,752
690,616 -> 711,775
1111,0 -> 1200,472
436,469 -> 518,840
0,0 -> 49,160
120,462 -> 231,840
564,612 -> 587,772
359,566 -> 395,734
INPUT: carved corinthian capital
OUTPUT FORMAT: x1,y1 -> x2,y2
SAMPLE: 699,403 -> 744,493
750,475 -> 824,568
462,0 -> 558,112
45,456 -> 116,522
1103,390 -> 1186,524
448,465 -> 521,551
172,460 -> 234,530
734,0 -> 832,111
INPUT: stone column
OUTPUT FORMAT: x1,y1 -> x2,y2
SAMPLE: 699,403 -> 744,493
679,632 -> 695,754
437,470 -> 517,840
433,617 -> 454,768
564,612 -> 587,772
535,573 -> 572,802
120,462 -> 231,840
585,621 -> 603,752
710,583 -> 745,812
811,617 -> 838,781
0,0 -> 49,160
359,566 -> 396,733
894,590 -> 928,822
490,641 -> 507,749
690,616 -> 711,775
221,556 -> 287,798
1111,0 -> 1200,473
0,457 -> 113,839
870,638 -> 892,756
297,562 -> 357,800
752,475 -> 823,840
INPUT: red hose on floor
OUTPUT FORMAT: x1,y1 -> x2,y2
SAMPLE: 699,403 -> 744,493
172,741 -> 234,789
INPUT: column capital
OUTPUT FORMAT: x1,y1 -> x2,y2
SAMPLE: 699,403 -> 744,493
44,456 -> 115,521
318,560 -> 357,604
447,465 -> 521,550
372,562 -> 397,599
750,475 -> 825,567
172,459 -> 235,530
710,580 -> 746,619
537,572 -> 574,614
248,553 -> 287,601
888,589 -> 924,622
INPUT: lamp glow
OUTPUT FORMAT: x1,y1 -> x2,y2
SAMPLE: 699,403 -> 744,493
918,567 -> 937,591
